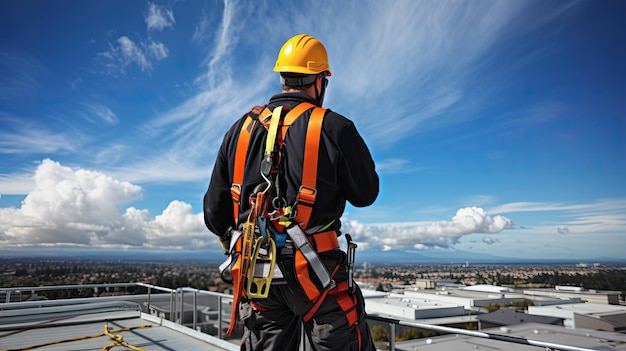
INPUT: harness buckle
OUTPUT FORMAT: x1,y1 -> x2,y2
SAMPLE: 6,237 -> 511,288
296,185 -> 317,205
230,184 -> 241,203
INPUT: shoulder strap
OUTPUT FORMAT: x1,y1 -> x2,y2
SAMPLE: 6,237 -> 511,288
230,107 -> 271,222
294,107 -> 327,230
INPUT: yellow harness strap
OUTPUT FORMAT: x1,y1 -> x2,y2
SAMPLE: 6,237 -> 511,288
265,106 -> 283,156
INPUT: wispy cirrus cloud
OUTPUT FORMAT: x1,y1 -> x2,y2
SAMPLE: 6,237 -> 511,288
239,0 -> 578,149
143,0 -> 274,176
194,0 -> 242,89
0,51 -> 43,100
376,158 -> 424,175
81,103 -> 119,125
98,36 -> 169,74
488,199 -> 626,215
488,198 -> 626,235
0,173 -> 35,195
0,113 -> 87,155
113,0 -> 582,184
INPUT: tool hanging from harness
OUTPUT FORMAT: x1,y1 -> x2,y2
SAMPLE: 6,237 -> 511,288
222,102 -> 347,335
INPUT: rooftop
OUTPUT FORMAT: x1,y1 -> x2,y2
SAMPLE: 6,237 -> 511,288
0,286 -> 238,351
394,322 -> 626,351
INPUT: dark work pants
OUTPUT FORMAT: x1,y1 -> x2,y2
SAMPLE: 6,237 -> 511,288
239,275 -> 374,350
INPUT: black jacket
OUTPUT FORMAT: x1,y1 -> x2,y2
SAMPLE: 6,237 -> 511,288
203,92 -> 379,238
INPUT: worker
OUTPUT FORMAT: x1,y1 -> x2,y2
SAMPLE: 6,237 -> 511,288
204,33 -> 379,350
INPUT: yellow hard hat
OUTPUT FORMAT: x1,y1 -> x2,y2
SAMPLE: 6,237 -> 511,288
274,34 -> 331,76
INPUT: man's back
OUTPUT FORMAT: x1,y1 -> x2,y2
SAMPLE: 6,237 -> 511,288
203,92 -> 378,237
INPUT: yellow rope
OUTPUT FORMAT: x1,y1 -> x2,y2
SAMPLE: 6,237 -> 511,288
0,322 -> 153,351
102,321 -> 148,351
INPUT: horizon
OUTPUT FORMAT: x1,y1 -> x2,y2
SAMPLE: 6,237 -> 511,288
1,248 -> 624,267
1,1 -> 625,261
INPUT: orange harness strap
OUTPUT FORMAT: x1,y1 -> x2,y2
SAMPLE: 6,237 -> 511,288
278,102 -> 315,146
294,107 -> 326,229
231,107 -> 271,222
309,230 -> 339,253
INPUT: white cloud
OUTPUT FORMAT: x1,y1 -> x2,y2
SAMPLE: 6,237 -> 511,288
0,160 -> 214,249
482,237 -> 499,245
342,206 -> 513,251
1,159 -> 622,257
147,40 -> 169,60
145,2 -> 175,31
98,36 -> 169,75
118,36 -> 151,72
96,3 -> 173,75
0,160 -> 514,252
145,201 -> 209,248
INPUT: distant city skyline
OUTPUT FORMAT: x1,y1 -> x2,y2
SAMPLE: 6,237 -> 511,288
1,1 -> 624,260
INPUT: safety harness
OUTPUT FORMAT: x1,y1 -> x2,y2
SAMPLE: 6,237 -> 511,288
221,102 -> 359,338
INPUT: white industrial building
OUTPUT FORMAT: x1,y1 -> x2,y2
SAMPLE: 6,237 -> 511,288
403,284 -> 529,311
394,322 -> 626,351
365,293 -> 465,319
524,285 -> 621,305
528,302 -> 626,331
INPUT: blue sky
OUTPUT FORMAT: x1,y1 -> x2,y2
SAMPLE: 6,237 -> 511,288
1,0 -> 624,261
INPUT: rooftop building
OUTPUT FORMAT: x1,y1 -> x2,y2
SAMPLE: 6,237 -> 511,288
524,285 -> 621,305
365,293 -> 466,320
394,322 -> 626,351
477,308 -> 563,329
528,302 -> 626,331
403,284 -> 530,311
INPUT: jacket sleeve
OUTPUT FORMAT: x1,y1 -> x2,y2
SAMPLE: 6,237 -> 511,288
203,126 -> 237,237
335,117 -> 379,207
